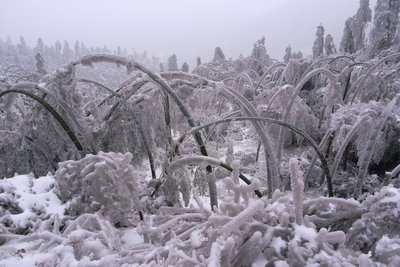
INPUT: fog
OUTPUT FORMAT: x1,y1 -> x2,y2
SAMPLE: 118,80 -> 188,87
1,0 -> 375,66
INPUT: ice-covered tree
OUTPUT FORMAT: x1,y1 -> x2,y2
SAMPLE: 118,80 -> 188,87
340,18 -> 356,53
35,52 -> 46,74
312,25 -> 325,58
196,56 -> 202,66
55,40 -> 62,59
74,41 -> 80,57
80,41 -> 88,54
62,41 -> 73,60
292,50 -> 303,59
167,54 -> 178,71
368,0 -> 400,56
35,37 -> 45,55
284,45 -> 292,63
250,37 -> 271,73
324,34 -> 337,55
354,0 -> 372,50
251,36 -> 267,61
213,46 -> 226,62
340,0 -> 372,54
181,62 -> 189,72
18,36 -> 29,56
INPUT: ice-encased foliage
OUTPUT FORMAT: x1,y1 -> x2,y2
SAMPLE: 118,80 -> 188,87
55,151 -> 142,226
346,186 -> 400,261
1,154 -> 399,266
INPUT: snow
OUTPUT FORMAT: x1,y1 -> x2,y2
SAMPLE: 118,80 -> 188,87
271,236 -> 286,254
0,253 -> 54,267
251,255 -> 269,267
120,228 -> 144,248
189,230 -> 204,248
0,174 -> 66,230
378,186 -> 400,204
274,261 -> 290,267
293,224 -> 318,250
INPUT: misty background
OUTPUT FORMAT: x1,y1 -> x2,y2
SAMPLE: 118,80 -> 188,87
1,0 -> 376,67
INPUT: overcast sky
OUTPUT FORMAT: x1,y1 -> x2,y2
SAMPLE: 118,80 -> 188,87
1,0 -> 376,67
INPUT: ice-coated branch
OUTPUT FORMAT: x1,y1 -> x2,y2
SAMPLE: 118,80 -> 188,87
299,56 -> 339,80
76,77 -> 122,97
289,158 -> 304,224
255,62 -> 286,90
303,196 -> 360,212
389,163 -> 400,179
330,115 -> 370,181
354,94 -> 400,197
0,89 -> 83,152
304,129 -> 334,187
8,82 -> 85,141
73,54 -> 218,209
73,54 -> 134,73
348,53 -> 400,103
205,110 -> 241,142
276,67 -> 340,164
164,155 -> 263,198
219,85 -> 280,197
175,116 -> 333,196
219,197 -> 267,237
265,85 -> 293,113
208,241 -> 222,267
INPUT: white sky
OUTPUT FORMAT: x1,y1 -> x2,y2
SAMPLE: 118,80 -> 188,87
1,0 -> 376,67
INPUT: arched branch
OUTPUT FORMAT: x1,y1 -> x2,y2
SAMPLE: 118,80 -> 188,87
327,55 -> 355,65
255,62 -> 286,90
164,155 -> 263,198
348,53 -> 400,103
219,85 -> 280,197
276,68 -> 340,164
74,54 -> 218,209
173,116 -> 333,197
0,89 -> 83,151
76,77 -> 122,97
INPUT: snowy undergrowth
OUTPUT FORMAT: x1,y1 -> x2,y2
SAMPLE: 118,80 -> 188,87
2,157 -> 400,266
0,173 -> 145,267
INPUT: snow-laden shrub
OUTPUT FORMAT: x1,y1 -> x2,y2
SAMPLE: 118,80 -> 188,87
346,185 -> 400,256
55,151 -> 142,226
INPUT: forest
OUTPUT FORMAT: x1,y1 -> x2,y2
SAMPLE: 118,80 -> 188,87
1,0 -> 400,266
